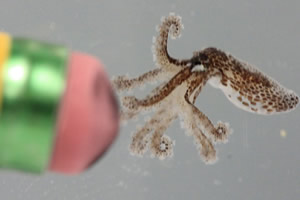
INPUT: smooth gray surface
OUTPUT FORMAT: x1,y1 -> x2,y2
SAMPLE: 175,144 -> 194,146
0,0 -> 299,200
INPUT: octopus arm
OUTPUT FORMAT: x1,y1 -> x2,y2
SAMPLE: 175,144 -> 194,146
122,67 -> 192,111
179,99 -> 215,163
152,13 -> 190,71
185,98 -> 231,144
149,112 -> 177,159
130,101 -> 177,159
130,108 -> 167,156
183,74 -> 231,143
112,68 -> 177,92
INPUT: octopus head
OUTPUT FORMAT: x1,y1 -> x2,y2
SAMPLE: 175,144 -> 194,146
190,47 -> 228,73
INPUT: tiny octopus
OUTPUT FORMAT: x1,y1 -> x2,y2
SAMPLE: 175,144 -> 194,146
112,13 -> 299,163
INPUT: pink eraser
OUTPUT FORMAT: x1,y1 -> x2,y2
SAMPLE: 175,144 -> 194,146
50,52 -> 119,174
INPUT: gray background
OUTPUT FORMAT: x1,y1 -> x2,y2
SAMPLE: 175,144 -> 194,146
0,0 -> 299,200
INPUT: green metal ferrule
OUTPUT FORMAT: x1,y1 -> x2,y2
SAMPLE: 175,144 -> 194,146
0,38 -> 68,173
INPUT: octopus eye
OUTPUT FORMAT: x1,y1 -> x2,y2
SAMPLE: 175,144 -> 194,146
191,60 -> 206,72
192,59 -> 202,66
199,53 -> 209,64
190,53 -> 210,72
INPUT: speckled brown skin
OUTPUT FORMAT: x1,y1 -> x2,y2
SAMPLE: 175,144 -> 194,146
112,13 -> 298,163
197,48 -> 299,114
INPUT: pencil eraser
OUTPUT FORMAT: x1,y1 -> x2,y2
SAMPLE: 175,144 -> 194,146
50,52 -> 119,174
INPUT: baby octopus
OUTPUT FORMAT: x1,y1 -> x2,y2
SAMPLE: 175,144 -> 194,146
112,13 -> 299,163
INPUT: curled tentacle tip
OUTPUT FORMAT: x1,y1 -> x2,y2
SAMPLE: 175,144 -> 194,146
214,121 -> 233,143
159,13 -> 183,39
150,135 -> 174,160
170,22 -> 183,39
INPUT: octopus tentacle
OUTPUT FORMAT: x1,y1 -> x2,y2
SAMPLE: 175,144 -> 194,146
189,71 -> 222,104
120,109 -> 140,122
152,13 -> 190,71
122,67 -> 192,110
150,114 -> 177,160
112,68 -> 165,92
190,102 -> 230,143
192,127 -> 217,164
145,81 -> 167,99
184,72 -> 205,102
179,100 -> 217,163
183,74 -> 231,143
130,108 -> 167,156
191,85 -> 203,104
